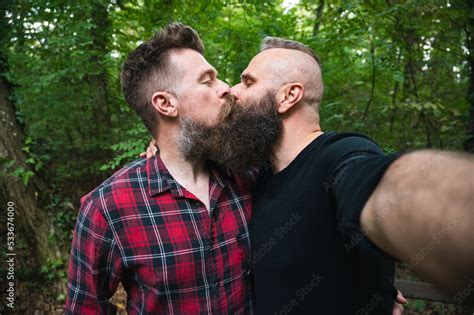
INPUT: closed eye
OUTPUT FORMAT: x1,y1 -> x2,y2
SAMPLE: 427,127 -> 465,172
198,69 -> 218,85
241,73 -> 256,88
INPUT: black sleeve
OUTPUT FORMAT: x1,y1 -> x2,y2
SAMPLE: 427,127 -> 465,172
325,135 -> 401,314
328,136 -> 400,253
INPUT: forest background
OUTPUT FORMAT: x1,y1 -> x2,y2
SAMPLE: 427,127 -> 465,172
0,0 -> 473,314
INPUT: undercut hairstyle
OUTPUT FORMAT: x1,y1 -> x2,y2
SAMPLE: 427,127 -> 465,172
260,36 -> 324,114
260,36 -> 320,65
120,23 -> 204,135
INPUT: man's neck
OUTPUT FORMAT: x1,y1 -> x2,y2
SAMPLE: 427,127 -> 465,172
157,135 -> 210,210
271,124 -> 323,173
155,128 -> 209,179
160,148 -> 208,183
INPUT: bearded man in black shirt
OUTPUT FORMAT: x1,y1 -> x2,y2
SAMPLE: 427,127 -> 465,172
224,37 -> 403,315
224,36 -> 473,314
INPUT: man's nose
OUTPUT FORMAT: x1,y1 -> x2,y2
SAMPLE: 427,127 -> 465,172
230,85 -> 240,101
217,80 -> 231,98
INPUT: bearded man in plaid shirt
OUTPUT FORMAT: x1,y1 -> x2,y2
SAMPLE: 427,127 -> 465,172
65,23 -> 264,314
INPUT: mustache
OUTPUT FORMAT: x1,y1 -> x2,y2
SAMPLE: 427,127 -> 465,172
218,94 -> 237,122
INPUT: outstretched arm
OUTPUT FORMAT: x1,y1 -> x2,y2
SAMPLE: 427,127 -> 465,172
361,150 -> 474,299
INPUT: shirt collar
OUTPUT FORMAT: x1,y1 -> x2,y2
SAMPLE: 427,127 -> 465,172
209,161 -> 231,187
147,154 -> 230,198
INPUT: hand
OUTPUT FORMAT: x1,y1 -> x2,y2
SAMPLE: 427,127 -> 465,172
392,290 -> 407,315
139,139 -> 158,159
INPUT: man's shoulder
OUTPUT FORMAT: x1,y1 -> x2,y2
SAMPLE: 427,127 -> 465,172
320,132 -> 379,150
298,132 -> 385,180
81,158 -> 149,207
317,132 -> 383,160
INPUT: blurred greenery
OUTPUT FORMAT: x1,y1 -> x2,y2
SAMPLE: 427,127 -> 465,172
0,0 -> 472,313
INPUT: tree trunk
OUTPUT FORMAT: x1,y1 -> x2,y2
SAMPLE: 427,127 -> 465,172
464,0 -> 474,152
0,76 -> 58,266
313,0 -> 325,37
87,1 -> 113,129
0,0 -> 58,265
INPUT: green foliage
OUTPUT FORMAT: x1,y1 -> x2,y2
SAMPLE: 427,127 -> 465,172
5,1 -> 470,196
48,195 -> 76,245
6,0 -> 130,199
10,166 -> 34,186
40,257 -> 66,283
1,157 -> 34,185
100,123 -> 149,171
407,299 -> 427,312
2,0 -> 469,206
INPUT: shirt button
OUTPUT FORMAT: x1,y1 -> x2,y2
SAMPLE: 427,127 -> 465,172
243,268 -> 251,277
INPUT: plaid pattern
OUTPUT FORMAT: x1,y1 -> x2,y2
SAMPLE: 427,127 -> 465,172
65,155 -> 256,314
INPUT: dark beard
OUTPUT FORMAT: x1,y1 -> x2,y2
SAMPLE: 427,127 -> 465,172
177,94 -> 235,162
208,91 -> 283,172
178,92 -> 282,172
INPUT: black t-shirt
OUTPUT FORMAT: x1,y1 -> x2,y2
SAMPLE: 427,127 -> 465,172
249,132 -> 399,314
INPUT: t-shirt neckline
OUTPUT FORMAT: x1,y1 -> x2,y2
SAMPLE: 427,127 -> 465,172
270,132 -> 335,179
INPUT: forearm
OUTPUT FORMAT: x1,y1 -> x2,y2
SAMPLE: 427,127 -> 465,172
361,150 -> 474,297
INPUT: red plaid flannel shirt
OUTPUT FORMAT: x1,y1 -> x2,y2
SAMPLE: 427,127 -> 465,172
65,155 -> 256,314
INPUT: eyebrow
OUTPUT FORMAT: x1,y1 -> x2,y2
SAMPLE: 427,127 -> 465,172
241,73 -> 257,83
198,68 -> 218,82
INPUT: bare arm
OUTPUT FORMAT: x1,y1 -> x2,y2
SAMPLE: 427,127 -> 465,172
361,150 -> 474,300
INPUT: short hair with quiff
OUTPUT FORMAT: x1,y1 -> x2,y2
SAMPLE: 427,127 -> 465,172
120,23 -> 204,135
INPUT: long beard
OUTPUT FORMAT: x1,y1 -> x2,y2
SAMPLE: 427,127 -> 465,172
178,92 -> 283,172
209,91 -> 283,171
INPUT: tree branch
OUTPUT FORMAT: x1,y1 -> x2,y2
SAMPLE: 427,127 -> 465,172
363,40 -> 376,120
312,0 -> 325,37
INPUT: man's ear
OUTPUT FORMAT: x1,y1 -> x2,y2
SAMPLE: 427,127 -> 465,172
151,91 -> 178,118
275,82 -> 304,114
